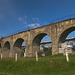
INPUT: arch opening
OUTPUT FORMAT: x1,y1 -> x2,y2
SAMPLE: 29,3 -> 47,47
3,41 -> 10,58
32,33 -> 52,57
13,38 -> 26,57
0,43 -> 1,48
58,27 -> 75,55
3,41 -> 10,50
59,27 -> 75,43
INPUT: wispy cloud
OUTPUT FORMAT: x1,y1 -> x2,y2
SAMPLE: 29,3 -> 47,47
25,15 -> 27,19
23,21 -> 27,24
28,23 -> 40,28
18,15 -> 27,23
18,16 -> 41,28
18,17 -> 22,21
32,17 -> 40,22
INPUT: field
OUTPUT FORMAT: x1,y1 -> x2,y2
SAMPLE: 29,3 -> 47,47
0,55 -> 75,75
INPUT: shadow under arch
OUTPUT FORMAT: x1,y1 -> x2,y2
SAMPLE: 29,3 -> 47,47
58,27 -> 75,48
2,41 -> 10,58
13,38 -> 26,57
0,43 -> 2,48
3,41 -> 10,50
32,33 -> 52,56
14,38 -> 25,48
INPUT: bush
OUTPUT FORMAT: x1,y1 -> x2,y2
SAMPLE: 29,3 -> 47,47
38,47 -> 52,57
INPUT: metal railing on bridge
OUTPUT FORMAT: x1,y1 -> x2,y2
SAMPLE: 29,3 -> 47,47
51,14 -> 75,24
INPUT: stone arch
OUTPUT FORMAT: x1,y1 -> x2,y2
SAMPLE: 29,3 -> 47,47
58,26 -> 75,48
2,41 -> 10,58
0,43 -> 2,55
14,38 -> 25,48
59,27 -> 75,43
32,33 -> 52,56
13,38 -> 26,57
31,31 -> 52,43
3,41 -> 10,50
0,43 -> 2,48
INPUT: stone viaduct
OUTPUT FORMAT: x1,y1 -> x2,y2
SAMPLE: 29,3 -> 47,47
0,18 -> 75,58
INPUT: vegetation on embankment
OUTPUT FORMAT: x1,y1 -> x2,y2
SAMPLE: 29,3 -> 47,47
0,55 -> 75,75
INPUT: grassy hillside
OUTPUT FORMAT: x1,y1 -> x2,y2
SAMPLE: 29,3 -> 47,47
0,55 -> 75,75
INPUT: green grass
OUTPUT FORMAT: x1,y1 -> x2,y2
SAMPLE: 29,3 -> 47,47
0,55 -> 75,75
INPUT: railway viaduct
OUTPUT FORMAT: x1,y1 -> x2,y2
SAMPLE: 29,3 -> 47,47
0,18 -> 75,58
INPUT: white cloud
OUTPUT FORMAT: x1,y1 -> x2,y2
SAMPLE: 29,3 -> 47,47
18,17 -> 22,21
18,16 -> 41,29
28,23 -> 40,28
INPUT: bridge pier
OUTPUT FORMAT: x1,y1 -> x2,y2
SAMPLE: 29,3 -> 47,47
52,41 -> 59,55
26,44 -> 32,57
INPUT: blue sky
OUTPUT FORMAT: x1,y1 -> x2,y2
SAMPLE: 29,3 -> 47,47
0,0 -> 75,41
